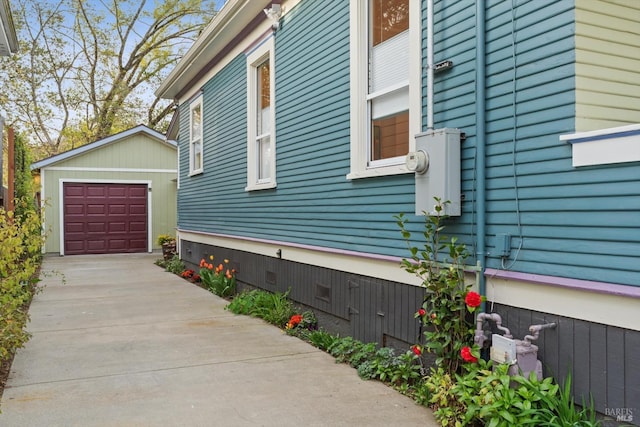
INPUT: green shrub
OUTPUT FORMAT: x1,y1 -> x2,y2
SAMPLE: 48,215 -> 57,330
305,329 -> 339,351
327,336 -> 376,367
164,255 -> 184,274
396,198 -> 476,376
0,204 -> 45,363
226,289 -> 294,327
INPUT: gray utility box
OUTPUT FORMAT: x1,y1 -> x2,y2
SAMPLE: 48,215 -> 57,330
410,128 -> 461,216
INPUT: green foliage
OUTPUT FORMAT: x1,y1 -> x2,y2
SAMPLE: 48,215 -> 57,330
424,367 -> 467,427
424,360 -> 601,427
357,347 -> 422,386
2,0 -> 217,156
163,255 -> 184,275
395,198 -> 474,376
327,336 -> 377,367
13,132 -> 37,223
200,265 -> 236,298
225,289 -> 294,327
305,329 -> 340,351
0,203 -> 46,363
156,234 -> 175,246
534,374 -> 600,427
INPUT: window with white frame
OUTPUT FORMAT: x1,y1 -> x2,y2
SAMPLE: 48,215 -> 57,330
189,96 -> 203,175
348,0 -> 421,179
246,37 -> 276,191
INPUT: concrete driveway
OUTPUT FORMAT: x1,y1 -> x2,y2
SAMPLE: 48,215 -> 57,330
0,253 -> 437,426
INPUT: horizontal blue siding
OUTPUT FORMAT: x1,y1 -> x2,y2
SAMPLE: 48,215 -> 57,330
177,0 -> 417,257
177,0 -> 640,287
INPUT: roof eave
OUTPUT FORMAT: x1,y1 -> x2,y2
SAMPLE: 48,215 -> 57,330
30,125 -> 170,170
156,0 -> 271,101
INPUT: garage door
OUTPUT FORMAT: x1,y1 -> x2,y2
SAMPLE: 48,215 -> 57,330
63,183 -> 148,255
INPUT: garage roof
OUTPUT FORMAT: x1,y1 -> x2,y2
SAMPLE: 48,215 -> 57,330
31,125 -> 174,170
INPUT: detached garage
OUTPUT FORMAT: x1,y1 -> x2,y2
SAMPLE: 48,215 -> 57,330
31,125 -> 177,255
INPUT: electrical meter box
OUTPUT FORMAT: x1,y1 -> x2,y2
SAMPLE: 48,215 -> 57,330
409,128 -> 461,216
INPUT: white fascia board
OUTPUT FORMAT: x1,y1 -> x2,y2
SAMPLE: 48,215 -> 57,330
156,0 -> 271,100
31,125 -> 169,170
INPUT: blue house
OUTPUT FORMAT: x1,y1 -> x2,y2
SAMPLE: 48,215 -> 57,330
157,0 -> 640,419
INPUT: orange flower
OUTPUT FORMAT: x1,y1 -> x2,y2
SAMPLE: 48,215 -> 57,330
218,263 -> 223,271
225,269 -> 232,279
199,259 -> 206,268
289,314 -> 303,327
208,263 -> 214,270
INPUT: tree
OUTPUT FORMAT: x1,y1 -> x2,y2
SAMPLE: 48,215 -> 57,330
0,0 -> 216,158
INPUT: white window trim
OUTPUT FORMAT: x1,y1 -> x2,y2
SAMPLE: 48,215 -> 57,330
347,0 -> 422,180
246,36 -> 277,191
189,96 -> 204,176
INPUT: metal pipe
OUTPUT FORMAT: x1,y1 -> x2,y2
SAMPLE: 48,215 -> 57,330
426,0 -> 434,130
523,322 -> 557,345
474,312 -> 512,348
475,0 -> 487,310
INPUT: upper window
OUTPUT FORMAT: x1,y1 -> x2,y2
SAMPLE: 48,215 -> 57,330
189,96 -> 203,175
246,37 -> 276,191
349,0 -> 420,179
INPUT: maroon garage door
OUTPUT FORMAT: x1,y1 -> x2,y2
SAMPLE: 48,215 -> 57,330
63,183 -> 148,255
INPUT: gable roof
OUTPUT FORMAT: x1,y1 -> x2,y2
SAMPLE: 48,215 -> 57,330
31,124 -> 174,170
0,0 -> 18,56
156,0 -> 271,101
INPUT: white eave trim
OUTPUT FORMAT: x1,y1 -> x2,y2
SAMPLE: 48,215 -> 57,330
156,0 -> 271,100
31,125 -> 173,170
560,123 -> 640,167
0,0 -> 18,55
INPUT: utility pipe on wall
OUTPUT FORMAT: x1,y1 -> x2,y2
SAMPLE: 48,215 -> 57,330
475,0 -> 487,308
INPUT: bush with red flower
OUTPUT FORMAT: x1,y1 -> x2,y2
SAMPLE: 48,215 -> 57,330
285,311 -> 317,332
397,198 -> 480,376
180,269 -> 194,279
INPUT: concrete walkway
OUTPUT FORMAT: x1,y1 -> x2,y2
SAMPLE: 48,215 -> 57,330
1,253 -> 437,426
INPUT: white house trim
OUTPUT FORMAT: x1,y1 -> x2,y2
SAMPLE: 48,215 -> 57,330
58,178 -> 153,255
560,123 -> 640,167
45,167 -> 177,173
347,0 -> 422,180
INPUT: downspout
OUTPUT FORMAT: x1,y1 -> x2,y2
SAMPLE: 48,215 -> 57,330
426,0 -> 434,130
475,0 -> 487,309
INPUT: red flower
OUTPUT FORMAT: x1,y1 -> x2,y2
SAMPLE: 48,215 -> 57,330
411,345 -> 422,356
289,314 -> 303,326
460,346 -> 478,363
191,274 -> 201,282
417,308 -> 426,317
465,291 -> 482,308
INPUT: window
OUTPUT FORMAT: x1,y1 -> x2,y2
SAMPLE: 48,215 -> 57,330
349,0 -> 421,179
246,36 -> 276,191
189,96 -> 203,175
